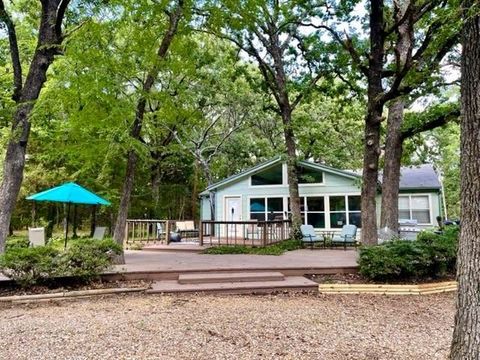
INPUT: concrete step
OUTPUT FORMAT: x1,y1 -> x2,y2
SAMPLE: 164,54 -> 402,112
147,276 -> 318,295
178,271 -> 285,284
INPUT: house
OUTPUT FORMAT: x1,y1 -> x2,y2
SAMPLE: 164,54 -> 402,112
199,157 -> 442,233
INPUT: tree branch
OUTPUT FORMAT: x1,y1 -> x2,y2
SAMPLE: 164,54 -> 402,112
0,0 -> 22,101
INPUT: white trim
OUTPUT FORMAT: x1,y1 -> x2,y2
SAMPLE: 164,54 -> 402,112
398,193 -> 433,225
245,193 -> 362,231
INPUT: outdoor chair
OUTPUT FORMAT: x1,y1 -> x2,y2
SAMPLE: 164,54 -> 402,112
93,226 -> 107,240
28,227 -> 45,247
331,224 -> 358,250
156,222 -> 165,239
300,225 -> 323,249
176,221 -> 198,238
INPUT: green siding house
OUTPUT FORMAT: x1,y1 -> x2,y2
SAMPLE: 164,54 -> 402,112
199,157 -> 442,232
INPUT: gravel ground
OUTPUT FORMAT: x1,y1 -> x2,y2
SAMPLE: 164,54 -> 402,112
0,293 -> 454,360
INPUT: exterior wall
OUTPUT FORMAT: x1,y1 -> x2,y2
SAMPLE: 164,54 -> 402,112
203,163 -> 361,230
200,162 -> 442,233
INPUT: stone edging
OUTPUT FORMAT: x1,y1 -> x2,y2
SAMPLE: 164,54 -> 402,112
0,287 -> 149,304
318,281 -> 457,295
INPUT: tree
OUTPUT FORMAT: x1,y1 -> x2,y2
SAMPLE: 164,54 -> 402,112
0,0 -> 74,252
112,0 -> 185,256
206,0 -> 326,238
325,0 -> 461,244
449,2 -> 480,358
381,102 -> 460,232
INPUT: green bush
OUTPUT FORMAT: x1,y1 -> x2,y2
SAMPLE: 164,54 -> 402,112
0,239 -> 122,287
359,228 -> 458,281
0,247 -> 60,287
203,239 -> 303,256
57,239 -> 122,281
5,236 -> 30,251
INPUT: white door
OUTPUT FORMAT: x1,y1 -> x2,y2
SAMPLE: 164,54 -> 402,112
225,197 -> 242,237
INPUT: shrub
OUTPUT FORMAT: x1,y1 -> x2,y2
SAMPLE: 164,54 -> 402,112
5,236 -> 30,251
0,246 -> 60,287
58,239 -> 122,281
359,228 -> 458,281
203,239 -> 303,256
0,239 -> 122,287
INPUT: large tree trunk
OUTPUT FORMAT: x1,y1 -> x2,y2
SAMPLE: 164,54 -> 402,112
380,0 -> 411,234
380,99 -> 404,233
450,4 -> 480,358
0,1 -> 69,252
283,115 -> 302,239
112,2 -> 183,256
360,0 -> 385,245
360,109 -> 382,245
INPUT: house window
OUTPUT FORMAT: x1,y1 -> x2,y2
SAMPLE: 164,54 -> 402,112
306,197 -> 325,228
399,195 -> 431,224
298,165 -> 323,184
348,196 -> 362,227
329,195 -> 362,228
251,164 -> 283,186
250,197 -> 284,221
288,196 -> 324,228
329,196 -> 346,228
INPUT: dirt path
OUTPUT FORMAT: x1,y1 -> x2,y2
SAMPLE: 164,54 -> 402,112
0,293 -> 454,359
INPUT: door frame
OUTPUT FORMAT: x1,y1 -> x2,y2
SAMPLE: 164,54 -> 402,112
223,195 -> 242,222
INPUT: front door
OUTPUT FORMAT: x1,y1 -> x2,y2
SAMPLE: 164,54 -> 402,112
225,196 -> 242,237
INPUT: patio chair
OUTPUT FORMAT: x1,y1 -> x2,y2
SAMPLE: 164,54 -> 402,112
300,225 -> 323,249
28,227 -> 45,247
93,226 -> 107,240
331,224 -> 358,250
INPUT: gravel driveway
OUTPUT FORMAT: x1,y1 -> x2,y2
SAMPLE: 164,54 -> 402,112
0,293 -> 454,359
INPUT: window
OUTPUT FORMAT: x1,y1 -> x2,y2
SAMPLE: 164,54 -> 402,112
298,165 -> 323,184
250,198 -> 266,221
348,196 -> 361,227
251,164 -> 283,186
250,197 -> 284,221
306,197 -> 325,228
329,195 -> 362,228
288,196 -> 325,228
399,195 -> 431,224
329,196 -> 346,228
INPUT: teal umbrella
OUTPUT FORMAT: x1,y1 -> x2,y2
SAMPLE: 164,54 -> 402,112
27,182 -> 111,247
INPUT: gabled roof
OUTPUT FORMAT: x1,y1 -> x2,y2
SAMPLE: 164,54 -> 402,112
200,157 -> 361,195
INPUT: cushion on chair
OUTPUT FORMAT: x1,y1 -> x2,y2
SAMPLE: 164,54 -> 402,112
300,225 -> 320,242
332,224 -> 357,243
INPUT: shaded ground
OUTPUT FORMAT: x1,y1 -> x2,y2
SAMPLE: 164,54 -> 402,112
0,293 -> 454,359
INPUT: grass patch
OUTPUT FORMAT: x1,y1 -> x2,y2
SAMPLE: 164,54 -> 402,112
203,239 -> 303,256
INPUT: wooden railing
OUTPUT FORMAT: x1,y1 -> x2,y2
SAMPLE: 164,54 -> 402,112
199,220 -> 291,247
124,219 -> 172,249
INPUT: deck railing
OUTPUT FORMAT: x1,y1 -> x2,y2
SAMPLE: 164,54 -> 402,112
199,220 -> 291,247
124,219 -> 172,249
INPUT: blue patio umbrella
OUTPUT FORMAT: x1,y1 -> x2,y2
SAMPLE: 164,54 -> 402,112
26,182 -> 110,247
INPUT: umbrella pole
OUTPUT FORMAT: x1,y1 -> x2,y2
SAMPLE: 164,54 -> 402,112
65,203 -> 71,249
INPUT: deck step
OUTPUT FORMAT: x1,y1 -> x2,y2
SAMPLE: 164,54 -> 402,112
178,271 -> 285,284
147,276 -> 318,295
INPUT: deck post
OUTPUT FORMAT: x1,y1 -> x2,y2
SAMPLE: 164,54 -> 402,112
199,221 -> 204,246
262,222 -> 267,247
124,221 -> 129,249
165,220 -> 170,245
